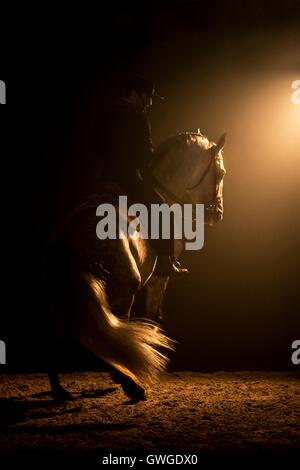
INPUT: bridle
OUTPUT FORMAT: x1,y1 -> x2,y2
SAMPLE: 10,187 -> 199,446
149,147 -> 221,216
187,149 -> 215,191
185,147 -> 223,219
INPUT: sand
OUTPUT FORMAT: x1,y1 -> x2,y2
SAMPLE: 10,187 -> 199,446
0,371 -> 299,465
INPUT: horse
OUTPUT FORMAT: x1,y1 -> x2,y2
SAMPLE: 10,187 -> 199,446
44,130 -> 226,402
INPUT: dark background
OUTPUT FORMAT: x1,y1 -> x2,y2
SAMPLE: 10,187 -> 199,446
1,0 -> 299,372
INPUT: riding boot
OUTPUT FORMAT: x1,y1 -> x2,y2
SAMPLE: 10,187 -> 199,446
155,254 -> 189,278
153,230 -> 189,278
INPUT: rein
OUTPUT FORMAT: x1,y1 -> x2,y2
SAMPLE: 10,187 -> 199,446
148,149 -> 216,205
187,150 -> 215,191
147,174 -> 187,205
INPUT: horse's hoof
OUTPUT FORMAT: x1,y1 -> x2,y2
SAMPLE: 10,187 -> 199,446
51,386 -> 72,402
120,379 -> 146,402
110,370 -> 146,402
110,370 -> 123,384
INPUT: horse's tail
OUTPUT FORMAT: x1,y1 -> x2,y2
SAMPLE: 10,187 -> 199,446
70,271 -> 174,386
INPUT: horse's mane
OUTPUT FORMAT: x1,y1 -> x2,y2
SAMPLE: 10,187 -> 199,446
151,132 -> 214,169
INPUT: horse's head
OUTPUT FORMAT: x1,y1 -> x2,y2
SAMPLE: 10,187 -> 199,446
150,131 -> 226,225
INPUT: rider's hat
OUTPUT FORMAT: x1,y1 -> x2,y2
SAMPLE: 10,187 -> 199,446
124,77 -> 164,100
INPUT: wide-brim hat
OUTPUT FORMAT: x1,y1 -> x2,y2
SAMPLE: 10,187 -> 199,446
125,77 -> 164,100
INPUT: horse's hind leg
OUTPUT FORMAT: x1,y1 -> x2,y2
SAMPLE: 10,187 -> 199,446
69,271 -> 149,402
110,369 -> 146,402
46,338 -> 72,402
44,314 -> 72,402
48,367 -> 72,402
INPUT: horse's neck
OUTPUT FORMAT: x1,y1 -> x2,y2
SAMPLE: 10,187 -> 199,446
152,168 -> 189,200
149,176 -> 188,205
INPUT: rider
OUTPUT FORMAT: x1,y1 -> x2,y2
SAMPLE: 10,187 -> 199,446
102,77 -> 188,278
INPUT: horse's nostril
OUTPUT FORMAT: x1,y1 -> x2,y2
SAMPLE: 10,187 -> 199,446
214,209 -> 223,222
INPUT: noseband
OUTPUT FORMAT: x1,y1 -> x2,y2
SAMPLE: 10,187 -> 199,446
186,148 -> 222,216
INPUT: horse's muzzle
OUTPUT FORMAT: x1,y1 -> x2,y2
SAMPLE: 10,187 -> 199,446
205,200 -> 223,225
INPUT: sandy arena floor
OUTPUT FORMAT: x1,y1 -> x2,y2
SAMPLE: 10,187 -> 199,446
0,371 -> 299,465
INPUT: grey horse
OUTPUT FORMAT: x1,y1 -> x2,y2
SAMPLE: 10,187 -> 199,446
44,131 -> 226,402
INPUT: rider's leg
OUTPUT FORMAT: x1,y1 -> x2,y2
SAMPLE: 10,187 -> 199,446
153,239 -> 188,277
152,213 -> 189,278
123,171 -> 188,277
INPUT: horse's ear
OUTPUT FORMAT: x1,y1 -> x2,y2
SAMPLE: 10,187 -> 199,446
215,133 -> 227,153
